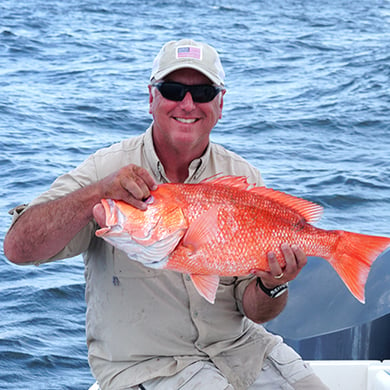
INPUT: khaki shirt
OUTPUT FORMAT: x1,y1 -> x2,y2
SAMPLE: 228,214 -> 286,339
15,126 -> 280,389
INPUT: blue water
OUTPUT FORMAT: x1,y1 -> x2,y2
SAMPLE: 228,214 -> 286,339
1,0 -> 389,388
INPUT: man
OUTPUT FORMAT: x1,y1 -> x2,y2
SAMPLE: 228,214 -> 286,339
4,39 -> 328,389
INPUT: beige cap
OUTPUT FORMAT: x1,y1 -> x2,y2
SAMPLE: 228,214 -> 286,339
150,39 -> 225,86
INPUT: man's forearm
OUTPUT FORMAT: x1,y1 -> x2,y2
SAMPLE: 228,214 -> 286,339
3,183 -> 102,264
242,278 -> 288,323
4,164 -> 158,265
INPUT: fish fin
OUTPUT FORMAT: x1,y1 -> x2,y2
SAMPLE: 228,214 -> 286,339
182,207 -> 219,251
190,274 -> 220,304
201,175 -> 251,191
249,187 -> 323,223
328,231 -> 390,303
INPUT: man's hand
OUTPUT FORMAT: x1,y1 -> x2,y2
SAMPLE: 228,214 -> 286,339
242,244 -> 308,324
96,164 -> 157,210
93,164 -> 157,228
253,243 -> 307,289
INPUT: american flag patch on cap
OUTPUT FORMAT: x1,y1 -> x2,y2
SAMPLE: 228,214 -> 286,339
176,46 -> 202,60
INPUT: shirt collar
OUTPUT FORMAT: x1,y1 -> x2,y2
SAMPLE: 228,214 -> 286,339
143,123 -> 211,184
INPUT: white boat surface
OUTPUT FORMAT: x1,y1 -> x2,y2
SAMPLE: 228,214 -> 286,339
88,359 -> 390,390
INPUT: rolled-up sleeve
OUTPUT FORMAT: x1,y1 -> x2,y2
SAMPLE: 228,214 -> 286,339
234,275 -> 256,315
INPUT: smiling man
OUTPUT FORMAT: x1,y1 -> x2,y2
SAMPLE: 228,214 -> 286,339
148,68 -> 225,183
4,39 -> 328,389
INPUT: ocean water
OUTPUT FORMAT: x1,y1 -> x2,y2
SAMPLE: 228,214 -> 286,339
1,0 -> 390,388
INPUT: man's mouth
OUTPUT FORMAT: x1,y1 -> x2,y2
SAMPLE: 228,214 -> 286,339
174,117 -> 198,124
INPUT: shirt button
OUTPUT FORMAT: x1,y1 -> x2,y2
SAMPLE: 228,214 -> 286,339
185,275 -> 191,281
193,311 -> 198,318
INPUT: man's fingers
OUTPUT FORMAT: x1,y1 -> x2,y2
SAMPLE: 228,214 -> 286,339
266,251 -> 284,276
291,244 -> 308,269
97,165 -> 158,210
136,166 -> 158,191
121,177 -> 150,200
120,165 -> 157,200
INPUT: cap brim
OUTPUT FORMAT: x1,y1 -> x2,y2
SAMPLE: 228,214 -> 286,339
151,64 -> 223,86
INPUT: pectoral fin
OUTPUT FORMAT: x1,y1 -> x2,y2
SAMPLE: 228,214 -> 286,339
182,207 -> 219,252
190,274 -> 220,304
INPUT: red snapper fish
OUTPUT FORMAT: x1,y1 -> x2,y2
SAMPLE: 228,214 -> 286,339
95,176 -> 390,304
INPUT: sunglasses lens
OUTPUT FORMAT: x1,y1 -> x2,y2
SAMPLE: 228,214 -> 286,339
191,85 -> 218,103
154,82 -> 222,103
158,83 -> 185,101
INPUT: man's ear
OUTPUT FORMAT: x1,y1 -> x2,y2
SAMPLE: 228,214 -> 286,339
218,89 -> 226,119
148,84 -> 154,114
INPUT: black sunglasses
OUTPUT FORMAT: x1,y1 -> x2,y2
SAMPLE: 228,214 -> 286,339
151,81 -> 224,103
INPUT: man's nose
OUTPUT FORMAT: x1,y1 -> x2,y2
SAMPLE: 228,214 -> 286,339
179,91 -> 196,110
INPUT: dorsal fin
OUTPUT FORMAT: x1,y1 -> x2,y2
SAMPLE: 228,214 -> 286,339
200,175 -> 322,223
200,175 -> 251,191
250,186 -> 323,223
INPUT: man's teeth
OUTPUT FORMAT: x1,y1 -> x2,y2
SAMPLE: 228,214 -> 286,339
175,118 -> 197,124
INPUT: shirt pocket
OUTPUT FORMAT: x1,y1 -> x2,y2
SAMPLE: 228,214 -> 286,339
112,248 -> 162,279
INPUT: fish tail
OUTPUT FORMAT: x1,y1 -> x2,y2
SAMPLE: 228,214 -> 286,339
329,231 -> 390,303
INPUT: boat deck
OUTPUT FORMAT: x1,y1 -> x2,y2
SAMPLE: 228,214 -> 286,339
89,360 -> 390,390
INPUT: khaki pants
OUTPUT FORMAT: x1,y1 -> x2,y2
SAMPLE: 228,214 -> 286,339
135,343 -> 329,390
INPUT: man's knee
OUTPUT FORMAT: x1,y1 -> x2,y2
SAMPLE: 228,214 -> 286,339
251,343 -> 329,389
141,361 -> 233,390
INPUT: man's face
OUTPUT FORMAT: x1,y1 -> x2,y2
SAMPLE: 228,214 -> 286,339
149,68 -> 225,155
